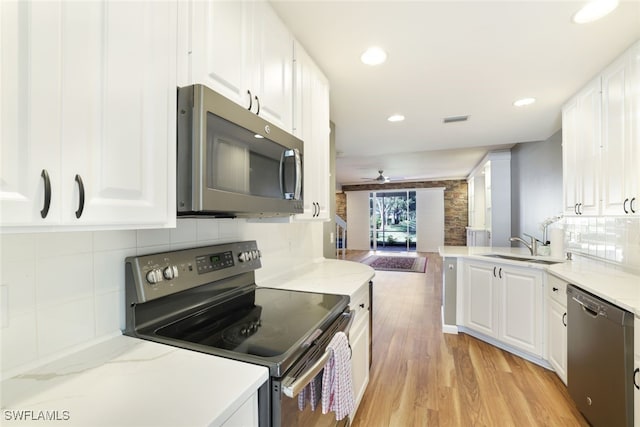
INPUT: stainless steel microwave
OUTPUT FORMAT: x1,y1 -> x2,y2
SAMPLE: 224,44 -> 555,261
177,84 -> 303,218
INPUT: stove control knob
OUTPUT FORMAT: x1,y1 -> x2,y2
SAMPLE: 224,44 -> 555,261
163,265 -> 178,280
146,269 -> 162,285
238,252 -> 248,262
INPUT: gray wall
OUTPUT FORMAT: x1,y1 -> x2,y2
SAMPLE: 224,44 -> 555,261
511,130 -> 563,242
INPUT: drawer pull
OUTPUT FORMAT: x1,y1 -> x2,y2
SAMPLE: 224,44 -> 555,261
553,287 -> 559,292
359,303 -> 365,308
562,312 -> 567,327
634,368 -> 639,390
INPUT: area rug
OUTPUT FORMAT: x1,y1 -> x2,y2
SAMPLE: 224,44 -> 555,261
360,255 -> 427,273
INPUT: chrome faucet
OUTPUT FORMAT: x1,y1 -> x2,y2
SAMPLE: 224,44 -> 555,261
509,233 -> 538,256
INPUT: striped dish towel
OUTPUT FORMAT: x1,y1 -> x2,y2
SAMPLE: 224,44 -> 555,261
321,331 -> 355,420
297,369 -> 323,411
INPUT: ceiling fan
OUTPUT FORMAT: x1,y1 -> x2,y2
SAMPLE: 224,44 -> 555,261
361,170 -> 390,184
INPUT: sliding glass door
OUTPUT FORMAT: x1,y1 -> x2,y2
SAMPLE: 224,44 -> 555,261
369,190 -> 417,251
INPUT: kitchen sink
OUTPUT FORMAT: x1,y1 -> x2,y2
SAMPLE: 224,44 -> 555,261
481,253 -> 563,265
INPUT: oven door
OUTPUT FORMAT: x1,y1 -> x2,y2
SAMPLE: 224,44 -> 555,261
272,310 -> 354,427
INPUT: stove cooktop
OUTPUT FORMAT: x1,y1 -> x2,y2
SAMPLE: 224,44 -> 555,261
154,288 -> 346,358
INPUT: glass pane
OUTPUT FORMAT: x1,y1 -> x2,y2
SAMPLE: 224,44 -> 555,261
369,190 -> 416,252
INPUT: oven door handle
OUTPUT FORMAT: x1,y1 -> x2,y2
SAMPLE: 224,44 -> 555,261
282,310 -> 354,398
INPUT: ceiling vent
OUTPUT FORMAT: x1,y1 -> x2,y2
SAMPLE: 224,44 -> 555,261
443,115 -> 469,124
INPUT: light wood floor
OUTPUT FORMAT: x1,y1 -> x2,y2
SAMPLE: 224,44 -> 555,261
343,250 -> 589,427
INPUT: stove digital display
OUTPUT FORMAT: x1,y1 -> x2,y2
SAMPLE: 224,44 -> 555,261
195,251 -> 234,274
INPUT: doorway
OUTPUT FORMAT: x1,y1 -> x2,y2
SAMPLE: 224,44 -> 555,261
369,190 -> 417,251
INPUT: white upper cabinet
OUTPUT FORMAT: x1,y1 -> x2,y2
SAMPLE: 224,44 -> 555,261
562,40 -> 640,217
562,77 -> 601,216
1,0 -> 177,231
187,0 -> 293,132
602,41 -> 640,216
293,42 -> 331,221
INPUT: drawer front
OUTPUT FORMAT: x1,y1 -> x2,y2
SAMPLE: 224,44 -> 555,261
349,282 -> 370,328
547,274 -> 568,307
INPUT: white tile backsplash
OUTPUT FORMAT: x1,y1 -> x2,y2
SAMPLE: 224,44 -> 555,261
36,253 -> 94,308
36,231 -> 93,258
564,216 -> 640,273
37,296 -> 95,357
0,218 -> 318,377
0,312 -> 38,372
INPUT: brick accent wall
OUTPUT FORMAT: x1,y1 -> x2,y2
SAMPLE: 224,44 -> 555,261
336,192 -> 347,222
339,180 -> 468,246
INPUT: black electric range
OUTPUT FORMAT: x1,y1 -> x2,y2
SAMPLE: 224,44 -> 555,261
124,241 -> 352,427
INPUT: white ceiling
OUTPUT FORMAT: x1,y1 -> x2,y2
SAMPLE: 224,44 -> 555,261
270,0 -> 640,186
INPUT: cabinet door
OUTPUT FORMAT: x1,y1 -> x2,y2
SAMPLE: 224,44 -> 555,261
252,2 -> 293,132
221,392 -> 259,427
1,1 -> 62,226
293,43 -> 330,221
634,315 -> 640,427
547,298 -> 567,384
464,262 -> 497,337
61,0 -> 176,226
499,267 -> 543,356
189,0 -> 252,108
350,314 -> 370,413
602,42 -> 640,216
562,98 -> 579,216
562,78 -> 602,216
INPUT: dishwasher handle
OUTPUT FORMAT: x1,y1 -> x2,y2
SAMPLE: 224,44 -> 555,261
572,296 -> 600,318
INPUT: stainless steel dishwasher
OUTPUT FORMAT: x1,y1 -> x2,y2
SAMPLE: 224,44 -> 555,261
567,284 -> 634,427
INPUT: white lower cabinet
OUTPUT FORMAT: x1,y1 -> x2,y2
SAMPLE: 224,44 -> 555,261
546,274 -> 568,385
547,299 -> 568,384
349,282 -> 371,416
462,260 -> 544,358
221,392 -> 259,427
634,315 -> 640,427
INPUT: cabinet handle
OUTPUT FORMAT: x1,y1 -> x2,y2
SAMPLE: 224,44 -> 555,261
624,198 -> 630,214
40,169 -> 52,219
552,287 -> 559,292
498,267 -> 502,279
255,96 -> 260,115
631,197 -> 636,214
493,266 -> 497,277
74,174 -> 85,219
574,203 -> 579,215
562,312 -> 567,327
578,203 -> 583,215
359,303 -> 365,308
634,368 -> 639,390
246,90 -> 253,111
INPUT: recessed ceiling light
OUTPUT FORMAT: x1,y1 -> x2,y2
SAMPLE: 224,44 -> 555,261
572,0 -> 619,23
513,97 -> 536,107
387,114 -> 405,122
361,47 -> 387,66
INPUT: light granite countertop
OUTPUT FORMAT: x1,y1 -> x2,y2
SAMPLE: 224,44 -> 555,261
1,335 -> 268,427
439,246 -> 640,315
259,258 -> 375,299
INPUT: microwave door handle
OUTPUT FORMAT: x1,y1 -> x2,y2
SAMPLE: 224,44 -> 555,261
280,149 -> 302,200
279,150 -> 287,199
293,148 -> 302,200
